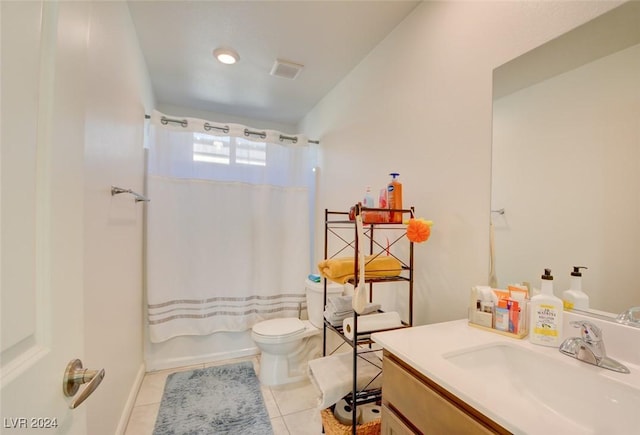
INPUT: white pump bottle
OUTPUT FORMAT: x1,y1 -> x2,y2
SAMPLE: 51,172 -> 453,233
562,266 -> 589,311
530,268 -> 563,347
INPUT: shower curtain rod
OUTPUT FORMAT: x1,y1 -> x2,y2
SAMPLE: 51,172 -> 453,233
145,114 -> 320,144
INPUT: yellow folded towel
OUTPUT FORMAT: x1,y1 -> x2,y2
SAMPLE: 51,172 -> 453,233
317,255 -> 402,284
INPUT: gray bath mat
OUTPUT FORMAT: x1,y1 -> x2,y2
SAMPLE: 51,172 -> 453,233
153,361 -> 273,435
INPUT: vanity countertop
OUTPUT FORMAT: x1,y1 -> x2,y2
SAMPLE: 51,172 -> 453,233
372,318 -> 640,435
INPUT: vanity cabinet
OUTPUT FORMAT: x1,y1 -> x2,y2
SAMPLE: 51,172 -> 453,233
381,351 -> 511,435
381,404 -> 415,435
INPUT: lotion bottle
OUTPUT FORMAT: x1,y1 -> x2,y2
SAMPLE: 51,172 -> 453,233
529,268 -> 563,347
387,173 -> 403,223
562,266 -> 589,311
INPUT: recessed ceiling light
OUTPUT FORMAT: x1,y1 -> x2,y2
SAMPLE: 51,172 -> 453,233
213,47 -> 239,65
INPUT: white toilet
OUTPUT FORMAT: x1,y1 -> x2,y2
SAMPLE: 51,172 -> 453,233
251,279 -> 344,386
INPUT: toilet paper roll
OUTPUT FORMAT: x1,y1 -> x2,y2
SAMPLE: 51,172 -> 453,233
342,312 -> 402,340
333,398 -> 361,425
359,403 -> 382,424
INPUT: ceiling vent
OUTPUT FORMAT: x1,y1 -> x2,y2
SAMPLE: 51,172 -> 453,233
270,59 -> 304,80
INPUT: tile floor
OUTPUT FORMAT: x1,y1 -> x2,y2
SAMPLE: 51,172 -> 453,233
124,355 -> 324,435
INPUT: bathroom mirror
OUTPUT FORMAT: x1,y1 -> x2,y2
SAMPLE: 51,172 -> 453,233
491,2 -> 640,317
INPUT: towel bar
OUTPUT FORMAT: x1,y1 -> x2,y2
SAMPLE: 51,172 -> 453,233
111,186 -> 150,203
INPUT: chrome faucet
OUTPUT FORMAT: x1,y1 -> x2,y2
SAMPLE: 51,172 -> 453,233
559,320 -> 630,374
617,306 -> 640,328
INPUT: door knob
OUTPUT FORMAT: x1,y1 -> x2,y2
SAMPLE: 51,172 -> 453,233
62,359 -> 105,409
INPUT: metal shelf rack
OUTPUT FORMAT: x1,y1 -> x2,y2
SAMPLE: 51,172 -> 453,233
322,204 -> 415,434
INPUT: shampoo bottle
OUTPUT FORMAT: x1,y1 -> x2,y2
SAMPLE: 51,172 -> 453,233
363,186 -> 375,208
387,173 -> 403,223
529,268 -> 563,347
562,266 -> 589,311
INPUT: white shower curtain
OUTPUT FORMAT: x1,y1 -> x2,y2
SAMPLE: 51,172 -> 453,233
146,111 -> 315,343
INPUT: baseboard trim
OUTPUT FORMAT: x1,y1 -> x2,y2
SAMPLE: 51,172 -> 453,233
114,362 -> 146,435
146,346 -> 259,372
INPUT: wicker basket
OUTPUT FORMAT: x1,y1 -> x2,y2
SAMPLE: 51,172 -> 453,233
320,407 -> 381,435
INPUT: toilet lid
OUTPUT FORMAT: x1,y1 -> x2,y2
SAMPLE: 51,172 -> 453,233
253,318 -> 306,337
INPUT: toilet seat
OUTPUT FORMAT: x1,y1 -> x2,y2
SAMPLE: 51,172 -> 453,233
252,317 -> 306,339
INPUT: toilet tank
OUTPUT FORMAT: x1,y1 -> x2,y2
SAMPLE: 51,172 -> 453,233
305,279 -> 344,328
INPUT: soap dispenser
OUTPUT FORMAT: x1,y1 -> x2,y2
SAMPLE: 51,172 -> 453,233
530,268 -> 564,347
562,266 -> 589,311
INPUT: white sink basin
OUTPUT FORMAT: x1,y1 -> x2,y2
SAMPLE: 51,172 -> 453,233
444,343 -> 640,434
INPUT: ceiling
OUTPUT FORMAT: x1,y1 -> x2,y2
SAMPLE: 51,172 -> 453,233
127,1 -> 421,126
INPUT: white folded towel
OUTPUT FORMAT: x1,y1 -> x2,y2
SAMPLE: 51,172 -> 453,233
358,303 -> 381,315
328,295 -> 353,314
307,350 -> 383,409
326,297 -> 380,316
324,303 -> 382,327
324,310 -> 351,327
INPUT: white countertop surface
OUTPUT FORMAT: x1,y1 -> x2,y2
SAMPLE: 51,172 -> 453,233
372,318 -> 640,435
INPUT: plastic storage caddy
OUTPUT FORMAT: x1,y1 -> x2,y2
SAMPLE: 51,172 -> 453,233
468,285 -> 528,339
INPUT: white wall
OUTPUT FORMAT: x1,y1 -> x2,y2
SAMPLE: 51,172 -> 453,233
300,1 -> 621,325
82,2 -> 154,434
492,43 -> 640,313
